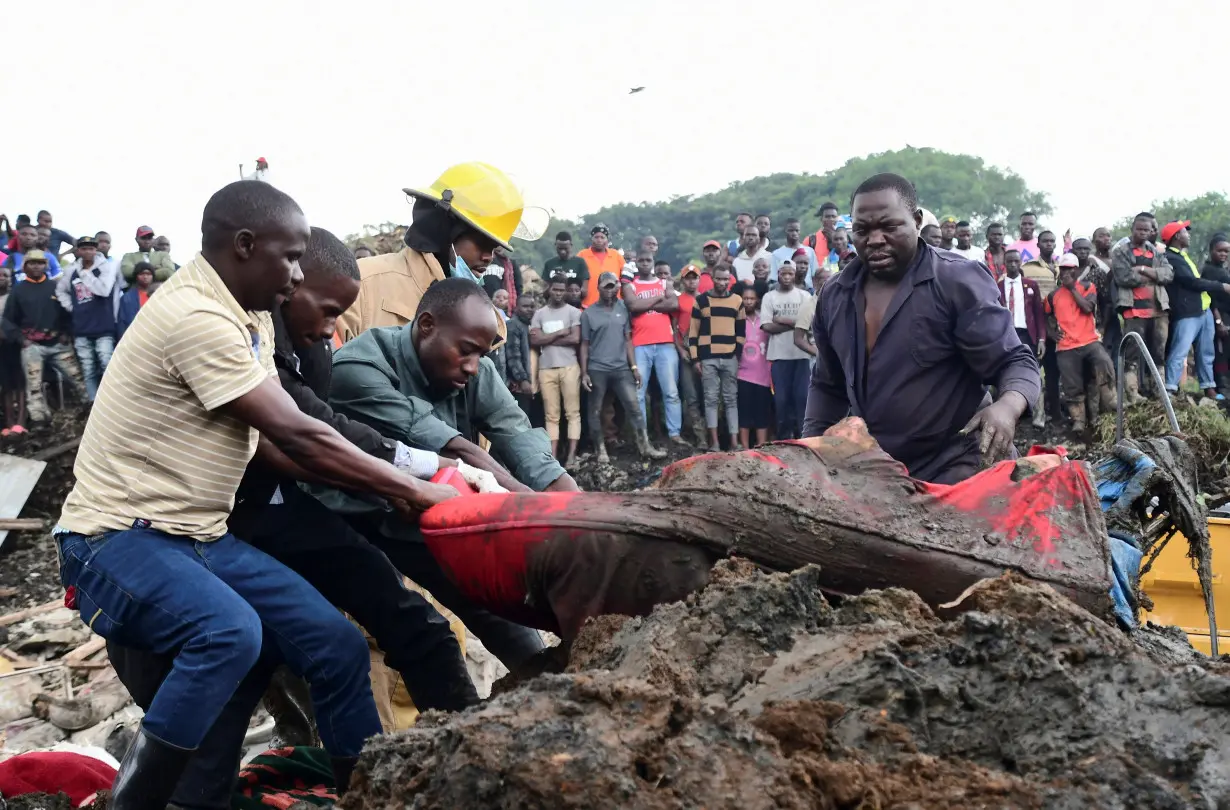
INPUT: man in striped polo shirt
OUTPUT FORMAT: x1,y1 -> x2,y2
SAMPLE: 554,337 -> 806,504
54,181 -> 458,808
688,264 -> 745,451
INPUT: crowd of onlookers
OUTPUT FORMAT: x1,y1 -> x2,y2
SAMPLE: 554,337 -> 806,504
0,212 -> 173,434
4,201 -> 1228,451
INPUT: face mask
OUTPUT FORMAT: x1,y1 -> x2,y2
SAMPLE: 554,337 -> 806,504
451,251 -> 481,284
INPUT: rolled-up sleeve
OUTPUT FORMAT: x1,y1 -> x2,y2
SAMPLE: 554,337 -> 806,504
472,358 -> 565,490
802,289 -> 851,437
949,268 -> 1041,408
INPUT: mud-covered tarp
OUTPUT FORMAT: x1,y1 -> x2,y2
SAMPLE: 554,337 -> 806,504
421,418 -> 1112,636
342,563 -> 1230,810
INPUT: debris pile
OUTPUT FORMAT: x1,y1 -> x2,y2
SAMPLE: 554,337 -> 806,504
345,562 -> 1230,809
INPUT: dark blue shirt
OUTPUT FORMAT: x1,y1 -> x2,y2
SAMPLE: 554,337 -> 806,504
804,241 -> 1040,484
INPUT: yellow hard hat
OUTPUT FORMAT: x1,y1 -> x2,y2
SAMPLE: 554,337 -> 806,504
404,162 -> 546,251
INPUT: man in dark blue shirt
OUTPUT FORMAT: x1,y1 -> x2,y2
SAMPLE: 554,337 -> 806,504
803,173 -> 1040,484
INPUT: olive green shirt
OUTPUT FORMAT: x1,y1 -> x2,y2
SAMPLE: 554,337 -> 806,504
311,326 -> 564,535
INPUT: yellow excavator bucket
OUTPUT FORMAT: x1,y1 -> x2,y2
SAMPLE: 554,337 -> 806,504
1140,517 -> 1230,655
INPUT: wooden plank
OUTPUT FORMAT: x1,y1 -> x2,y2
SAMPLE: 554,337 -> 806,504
0,454 -> 47,549
0,599 -> 61,627
0,519 -> 46,531
31,438 -> 81,463
62,636 -> 106,664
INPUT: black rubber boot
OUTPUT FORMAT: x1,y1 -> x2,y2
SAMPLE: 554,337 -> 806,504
332,755 -> 360,796
110,728 -> 193,810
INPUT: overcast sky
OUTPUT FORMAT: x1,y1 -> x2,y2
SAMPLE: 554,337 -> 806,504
8,0 -> 1227,262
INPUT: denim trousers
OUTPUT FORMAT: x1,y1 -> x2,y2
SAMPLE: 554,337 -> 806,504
588,367 -> 643,442
74,334 -> 115,401
1166,310 -> 1216,391
770,358 -> 810,439
20,342 -> 82,420
635,342 -> 681,437
55,527 -> 380,755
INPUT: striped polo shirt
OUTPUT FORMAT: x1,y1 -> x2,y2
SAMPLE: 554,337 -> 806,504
688,290 -> 746,360
58,253 -> 276,541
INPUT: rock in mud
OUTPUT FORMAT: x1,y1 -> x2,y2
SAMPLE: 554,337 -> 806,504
343,562 -> 1230,810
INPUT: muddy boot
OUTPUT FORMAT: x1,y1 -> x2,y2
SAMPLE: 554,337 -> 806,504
1122,371 -> 1145,405
596,442 -> 610,464
637,430 -> 667,459
1067,401 -> 1086,433
332,755 -> 360,796
110,728 -> 193,810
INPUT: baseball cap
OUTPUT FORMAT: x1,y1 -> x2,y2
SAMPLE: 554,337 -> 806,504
1160,220 -> 1191,243
591,223 -> 610,236
598,271 -> 620,288
702,239 -> 722,249
680,264 -> 700,277
136,226 -> 155,238
941,216 -> 957,225
23,249 -> 48,263
1057,253 -> 1080,269
257,156 -> 268,163
76,235 -> 98,248
792,247 -> 809,259
779,260 -> 796,271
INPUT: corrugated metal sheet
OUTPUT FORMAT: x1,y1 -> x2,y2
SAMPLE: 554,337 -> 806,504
0,454 -> 47,549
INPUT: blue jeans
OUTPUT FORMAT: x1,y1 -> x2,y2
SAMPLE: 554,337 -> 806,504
1166,310 -> 1216,391
770,358 -> 811,439
74,334 -> 115,401
635,342 -> 682,437
55,528 -> 379,755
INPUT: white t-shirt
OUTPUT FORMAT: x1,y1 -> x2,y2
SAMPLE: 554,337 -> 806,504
761,287 -> 813,361
950,245 -> 984,262
732,247 -> 772,284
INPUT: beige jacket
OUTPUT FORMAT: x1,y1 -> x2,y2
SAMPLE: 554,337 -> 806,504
337,246 -> 507,344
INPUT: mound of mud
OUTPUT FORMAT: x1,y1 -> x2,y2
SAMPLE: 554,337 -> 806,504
344,562 -> 1230,810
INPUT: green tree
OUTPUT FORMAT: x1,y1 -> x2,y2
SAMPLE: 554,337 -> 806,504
576,147 -> 1052,271
1112,192 -> 1230,264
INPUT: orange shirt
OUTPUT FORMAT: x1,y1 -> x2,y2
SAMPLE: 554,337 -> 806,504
1045,282 -> 1099,351
575,248 -> 625,307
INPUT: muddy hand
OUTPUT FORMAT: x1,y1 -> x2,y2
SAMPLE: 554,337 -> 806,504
959,398 -> 1020,463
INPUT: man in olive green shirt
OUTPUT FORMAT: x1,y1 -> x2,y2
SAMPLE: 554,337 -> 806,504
320,277 -> 577,669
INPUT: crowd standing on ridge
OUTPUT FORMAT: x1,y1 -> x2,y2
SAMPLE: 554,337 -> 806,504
2,161 -> 1229,806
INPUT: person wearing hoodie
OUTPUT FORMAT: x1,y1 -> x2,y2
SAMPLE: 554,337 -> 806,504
56,236 -> 118,401
116,262 -> 156,339
0,251 -> 82,422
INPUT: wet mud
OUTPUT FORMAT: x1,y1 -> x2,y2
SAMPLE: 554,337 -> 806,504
344,562 -> 1230,809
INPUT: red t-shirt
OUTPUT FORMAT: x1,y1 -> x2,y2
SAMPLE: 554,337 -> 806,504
1045,282 -> 1099,351
627,277 -> 674,346
697,271 -> 715,295
675,291 -> 696,342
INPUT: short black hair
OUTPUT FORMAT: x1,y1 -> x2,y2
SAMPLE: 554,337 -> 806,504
302,227 -> 360,281
1004,248 -> 1021,257
201,180 -> 304,251
15,214 -> 30,227
95,230 -> 110,238
956,220 -> 971,229
755,213 -> 770,220
1038,230 -> 1055,240
785,217 -> 801,226
555,231 -> 572,242
986,222 -> 1004,232
850,173 -> 917,212
654,259 -> 670,268
1020,211 -> 1036,219
133,261 -> 155,276
565,278 -> 582,288
819,202 -> 839,215
37,210 -> 50,219
737,212 -> 752,219
416,276 -> 490,320
548,273 -> 568,287
1134,211 -> 1154,223
920,224 -> 940,237
1210,233 -> 1229,250
18,223 -> 35,233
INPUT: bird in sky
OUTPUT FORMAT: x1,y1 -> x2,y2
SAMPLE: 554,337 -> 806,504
629,86 -> 645,94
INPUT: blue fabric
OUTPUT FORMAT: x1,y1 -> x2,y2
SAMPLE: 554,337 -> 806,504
635,342 -> 682,437
770,358 -> 810,439
116,287 -> 145,339
66,269 -> 117,338
452,253 -> 482,284
4,251 -> 62,281
1093,446 -> 1156,515
54,528 -> 379,754
1108,535 -> 1144,628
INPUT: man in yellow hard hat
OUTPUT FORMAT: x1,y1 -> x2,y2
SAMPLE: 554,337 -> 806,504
337,161 -> 531,344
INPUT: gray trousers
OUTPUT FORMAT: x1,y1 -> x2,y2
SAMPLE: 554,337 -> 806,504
700,356 -> 739,431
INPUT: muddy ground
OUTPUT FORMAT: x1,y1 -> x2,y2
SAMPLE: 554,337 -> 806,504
346,562 -> 1230,810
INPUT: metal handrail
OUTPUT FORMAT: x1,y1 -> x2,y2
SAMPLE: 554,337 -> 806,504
1115,331 -> 1179,442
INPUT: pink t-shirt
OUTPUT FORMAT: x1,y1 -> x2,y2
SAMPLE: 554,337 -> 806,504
738,311 -> 772,387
